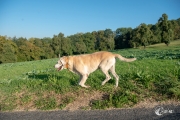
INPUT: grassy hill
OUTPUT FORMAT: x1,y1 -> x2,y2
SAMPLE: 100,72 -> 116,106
0,40 -> 180,111
147,39 -> 180,48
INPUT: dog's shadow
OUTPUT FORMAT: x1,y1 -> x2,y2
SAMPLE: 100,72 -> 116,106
28,74 -> 50,80
27,73 -> 78,86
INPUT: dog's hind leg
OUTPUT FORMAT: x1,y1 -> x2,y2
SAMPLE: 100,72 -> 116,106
109,65 -> 119,87
101,69 -> 111,86
101,58 -> 116,86
79,74 -> 90,88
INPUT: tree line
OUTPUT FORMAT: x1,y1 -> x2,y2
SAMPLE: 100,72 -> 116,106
0,13 -> 180,63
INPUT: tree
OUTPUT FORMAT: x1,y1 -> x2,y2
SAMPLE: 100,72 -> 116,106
41,37 -> 54,59
13,37 -> 42,61
96,30 -> 105,50
169,20 -> 179,40
29,38 -> 45,58
29,38 -> 43,48
91,31 -> 100,50
104,29 -> 115,50
176,18 -> 180,39
61,37 -> 72,55
96,29 -> 115,51
150,24 -> 162,44
115,27 -> 132,49
158,13 -> 173,46
82,32 -> 95,53
0,36 -> 18,63
176,18 -> 180,26
68,33 -> 87,54
13,37 -> 27,46
129,28 -> 141,48
0,36 -> 6,63
138,23 -> 154,48
51,33 -> 63,57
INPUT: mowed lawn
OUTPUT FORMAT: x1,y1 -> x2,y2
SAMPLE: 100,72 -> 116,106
0,40 -> 180,111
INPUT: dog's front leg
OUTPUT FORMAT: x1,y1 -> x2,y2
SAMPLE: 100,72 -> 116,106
78,74 -> 90,88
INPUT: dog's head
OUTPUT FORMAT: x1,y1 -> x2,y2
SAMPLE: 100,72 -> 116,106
54,56 -> 68,71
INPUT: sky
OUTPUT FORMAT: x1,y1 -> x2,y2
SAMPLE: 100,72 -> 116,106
0,0 -> 180,39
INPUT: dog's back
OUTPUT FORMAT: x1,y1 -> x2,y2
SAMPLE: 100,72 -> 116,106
69,51 -> 113,74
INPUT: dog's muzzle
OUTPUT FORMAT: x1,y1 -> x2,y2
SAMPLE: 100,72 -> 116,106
55,64 -> 63,71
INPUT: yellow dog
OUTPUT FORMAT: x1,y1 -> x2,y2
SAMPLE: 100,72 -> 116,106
55,51 -> 136,88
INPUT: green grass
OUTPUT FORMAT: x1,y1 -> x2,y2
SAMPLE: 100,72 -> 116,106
0,40 -> 180,111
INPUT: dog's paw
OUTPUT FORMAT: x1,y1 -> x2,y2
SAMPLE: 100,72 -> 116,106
101,81 -> 106,86
86,85 -> 91,88
80,84 -> 90,88
114,85 -> 118,88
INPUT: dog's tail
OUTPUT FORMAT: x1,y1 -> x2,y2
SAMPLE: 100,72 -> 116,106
114,54 -> 136,62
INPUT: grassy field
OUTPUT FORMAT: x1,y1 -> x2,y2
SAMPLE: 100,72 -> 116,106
0,40 -> 180,111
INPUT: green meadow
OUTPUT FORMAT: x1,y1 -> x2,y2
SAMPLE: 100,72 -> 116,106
0,40 -> 180,111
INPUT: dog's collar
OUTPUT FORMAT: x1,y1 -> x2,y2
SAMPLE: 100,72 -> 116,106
59,56 -> 69,70
65,56 -> 69,69
65,62 -> 69,69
